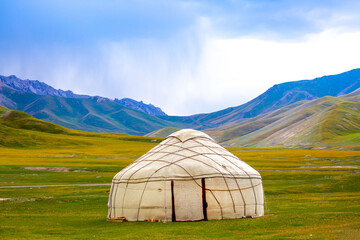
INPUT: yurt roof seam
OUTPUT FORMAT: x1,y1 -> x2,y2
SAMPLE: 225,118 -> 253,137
112,178 -> 263,189
114,149 -> 261,181
157,142 -> 230,152
112,174 -> 261,183
166,135 -> 216,143
142,149 -> 242,161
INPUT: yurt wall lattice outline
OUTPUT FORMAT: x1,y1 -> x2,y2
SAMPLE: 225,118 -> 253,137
108,129 -> 264,222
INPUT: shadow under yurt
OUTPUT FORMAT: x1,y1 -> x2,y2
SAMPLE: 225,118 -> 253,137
107,129 -> 264,222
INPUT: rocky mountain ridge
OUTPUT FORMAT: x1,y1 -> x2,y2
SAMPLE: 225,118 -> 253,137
0,84 -> 181,135
114,98 -> 166,116
0,75 -> 89,98
0,75 -> 167,116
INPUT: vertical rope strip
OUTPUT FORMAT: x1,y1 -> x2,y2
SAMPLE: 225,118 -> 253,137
107,183 -> 115,219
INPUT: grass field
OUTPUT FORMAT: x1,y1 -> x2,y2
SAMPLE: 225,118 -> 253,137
1,131 -> 360,239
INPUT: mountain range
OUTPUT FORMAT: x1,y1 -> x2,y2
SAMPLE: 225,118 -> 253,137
1,69 -> 360,146
0,84 -> 180,135
206,89 -> 360,146
0,75 -> 166,116
159,68 -> 360,129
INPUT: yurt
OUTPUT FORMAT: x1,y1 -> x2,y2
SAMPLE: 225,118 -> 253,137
107,129 -> 264,222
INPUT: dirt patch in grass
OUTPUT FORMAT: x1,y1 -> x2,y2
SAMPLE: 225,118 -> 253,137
299,166 -> 360,169
24,167 -> 93,172
0,198 -> 11,201
320,165 -> 359,169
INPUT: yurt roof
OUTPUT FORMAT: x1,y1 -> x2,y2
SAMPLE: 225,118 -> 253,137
167,128 -> 212,142
113,129 -> 261,183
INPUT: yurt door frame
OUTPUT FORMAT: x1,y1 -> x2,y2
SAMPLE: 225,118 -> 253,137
171,179 -> 208,222
201,178 -> 208,220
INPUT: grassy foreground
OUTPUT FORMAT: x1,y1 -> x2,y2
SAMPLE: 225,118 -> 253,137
1,132 -> 360,239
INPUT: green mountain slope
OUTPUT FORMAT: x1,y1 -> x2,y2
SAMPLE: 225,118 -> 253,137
161,68 -> 360,129
0,105 -> 161,147
145,127 -> 181,138
0,85 -> 183,135
207,89 -> 360,146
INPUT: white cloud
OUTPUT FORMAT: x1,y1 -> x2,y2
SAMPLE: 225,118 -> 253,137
95,28 -> 360,116
191,28 -> 360,112
1,25 -> 360,116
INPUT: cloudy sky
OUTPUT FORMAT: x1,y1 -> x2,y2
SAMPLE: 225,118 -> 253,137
1,0 -> 360,115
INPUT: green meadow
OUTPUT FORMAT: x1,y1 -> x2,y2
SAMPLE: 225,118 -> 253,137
1,129 -> 359,239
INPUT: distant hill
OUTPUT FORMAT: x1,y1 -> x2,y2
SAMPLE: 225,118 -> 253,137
0,75 -> 167,116
0,105 -> 161,147
114,98 -> 166,116
145,127 -> 181,138
0,85 -> 182,135
161,68 -> 360,129
206,88 -> 360,146
0,105 -> 70,147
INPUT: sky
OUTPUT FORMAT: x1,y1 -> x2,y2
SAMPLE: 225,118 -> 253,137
1,0 -> 360,116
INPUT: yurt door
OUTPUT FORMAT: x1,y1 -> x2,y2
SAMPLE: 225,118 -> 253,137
171,179 -> 205,221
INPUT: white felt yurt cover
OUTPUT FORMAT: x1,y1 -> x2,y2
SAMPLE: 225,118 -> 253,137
108,129 -> 264,222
